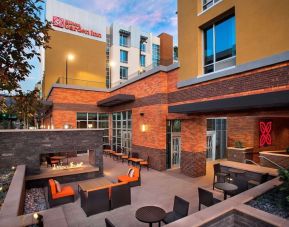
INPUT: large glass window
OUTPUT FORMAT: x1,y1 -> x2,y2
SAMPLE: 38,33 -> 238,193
120,66 -> 128,80
203,16 -> 236,74
140,55 -> 146,67
112,111 -> 132,153
77,113 -> 109,144
120,34 -> 128,47
152,44 -> 160,67
120,50 -> 128,63
140,42 -> 146,52
202,0 -> 220,11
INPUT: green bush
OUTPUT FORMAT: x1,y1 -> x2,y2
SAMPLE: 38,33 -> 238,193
234,141 -> 244,148
278,167 -> 289,202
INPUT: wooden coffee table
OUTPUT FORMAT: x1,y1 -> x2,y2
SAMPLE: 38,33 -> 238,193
136,206 -> 166,227
78,178 -> 112,192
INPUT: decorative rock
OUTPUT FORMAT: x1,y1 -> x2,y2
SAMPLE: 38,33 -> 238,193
24,188 -> 47,214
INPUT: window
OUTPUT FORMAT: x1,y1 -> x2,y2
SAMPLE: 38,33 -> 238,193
204,16 -> 236,74
120,66 -> 128,80
77,113 -> 109,144
112,111 -> 132,152
140,55 -> 146,67
120,34 -> 128,47
152,44 -> 160,67
140,43 -> 146,52
202,0 -> 220,11
120,50 -> 128,63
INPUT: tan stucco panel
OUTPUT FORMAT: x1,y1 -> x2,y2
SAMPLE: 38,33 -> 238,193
43,30 -> 106,98
178,0 -> 289,81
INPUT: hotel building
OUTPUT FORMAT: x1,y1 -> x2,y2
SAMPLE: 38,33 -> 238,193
42,0 -> 173,98
44,0 -> 289,177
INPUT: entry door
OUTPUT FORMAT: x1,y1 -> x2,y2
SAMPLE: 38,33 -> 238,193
171,135 -> 181,168
206,131 -> 216,160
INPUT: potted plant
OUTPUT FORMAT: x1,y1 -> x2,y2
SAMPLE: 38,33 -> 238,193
227,141 -> 254,163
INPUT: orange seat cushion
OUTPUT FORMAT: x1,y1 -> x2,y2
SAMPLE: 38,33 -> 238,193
140,161 -> 148,165
118,175 -> 138,183
53,186 -> 75,199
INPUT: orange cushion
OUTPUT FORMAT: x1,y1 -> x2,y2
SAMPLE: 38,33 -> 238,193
140,161 -> 148,165
49,179 -> 57,195
132,167 -> 140,178
52,186 -> 75,199
118,175 -> 138,183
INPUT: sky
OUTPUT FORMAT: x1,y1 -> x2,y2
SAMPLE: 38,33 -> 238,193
20,0 -> 178,92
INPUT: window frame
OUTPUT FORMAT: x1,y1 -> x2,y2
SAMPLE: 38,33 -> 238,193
120,50 -> 128,63
120,34 -> 128,47
120,66 -> 128,80
202,0 -> 221,12
140,54 -> 146,67
152,44 -> 160,67
203,15 -> 236,75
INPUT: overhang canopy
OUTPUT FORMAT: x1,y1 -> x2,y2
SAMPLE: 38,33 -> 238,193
169,90 -> 289,114
97,94 -> 135,107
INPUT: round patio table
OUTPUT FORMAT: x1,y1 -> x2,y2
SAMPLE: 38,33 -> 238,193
136,206 -> 166,227
214,182 -> 238,200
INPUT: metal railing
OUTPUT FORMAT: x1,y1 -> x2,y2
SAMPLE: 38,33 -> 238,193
243,159 -> 260,166
259,155 -> 285,170
56,77 -> 105,88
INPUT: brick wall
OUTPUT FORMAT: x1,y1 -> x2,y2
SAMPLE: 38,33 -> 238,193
0,129 -> 103,175
181,118 -> 207,177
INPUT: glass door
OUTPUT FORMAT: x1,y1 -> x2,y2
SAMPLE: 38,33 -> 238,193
206,131 -> 216,160
171,135 -> 181,168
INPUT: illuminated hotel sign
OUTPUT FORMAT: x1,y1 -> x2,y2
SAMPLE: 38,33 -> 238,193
52,16 -> 102,38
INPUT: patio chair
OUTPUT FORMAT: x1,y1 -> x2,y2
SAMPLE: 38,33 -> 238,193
110,182 -> 131,209
140,156 -> 150,170
213,163 -> 229,190
128,152 -> 139,165
80,187 -> 110,216
48,179 -> 75,207
248,173 -> 269,189
121,151 -> 130,163
163,196 -> 190,224
46,156 -> 59,167
118,166 -> 141,187
198,187 -> 221,210
103,144 -> 112,156
105,218 -> 115,227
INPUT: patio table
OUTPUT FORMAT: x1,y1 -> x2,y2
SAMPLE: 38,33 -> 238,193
78,178 -> 112,192
129,158 -> 144,166
136,206 -> 166,227
114,153 -> 125,160
214,182 -> 238,200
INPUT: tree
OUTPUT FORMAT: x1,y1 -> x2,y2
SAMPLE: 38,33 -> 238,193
13,89 -> 43,129
173,46 -> 178,60
0,0 -> 51,93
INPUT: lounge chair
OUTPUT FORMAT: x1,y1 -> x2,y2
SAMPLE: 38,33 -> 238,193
140,156 -> 149,170
48,179 -> 75,207
118,166 -> 141,187
213,163 -> 229,190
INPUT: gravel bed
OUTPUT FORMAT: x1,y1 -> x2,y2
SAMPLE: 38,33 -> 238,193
24,188 -> 48,214
0,168 -> 15,209
247,186 -> 289,219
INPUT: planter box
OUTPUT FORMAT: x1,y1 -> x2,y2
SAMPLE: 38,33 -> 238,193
227,147 -> 254,163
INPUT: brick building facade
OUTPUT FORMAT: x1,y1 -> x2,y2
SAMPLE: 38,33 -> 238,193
44,53 -> 289,177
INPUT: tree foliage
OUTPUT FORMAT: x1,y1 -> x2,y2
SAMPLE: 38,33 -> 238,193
13,89 -> 43,128
0,0 -> 51,92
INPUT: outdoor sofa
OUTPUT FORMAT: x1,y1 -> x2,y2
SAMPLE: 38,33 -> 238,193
117,166 -> 141,187
80,181 -> 131,216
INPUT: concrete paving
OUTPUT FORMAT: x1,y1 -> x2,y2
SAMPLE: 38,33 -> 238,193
60,156 -> 223,227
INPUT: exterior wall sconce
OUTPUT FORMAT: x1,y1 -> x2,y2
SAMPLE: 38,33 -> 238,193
33,213 -> 43,227
141,124 -> 148,132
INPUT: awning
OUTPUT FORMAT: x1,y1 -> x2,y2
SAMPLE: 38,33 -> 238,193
119,29 -> 130,36
97,94 -> 135,107
169,90 -> 289,114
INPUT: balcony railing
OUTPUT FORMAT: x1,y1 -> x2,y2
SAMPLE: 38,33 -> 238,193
56,77 -> 105,88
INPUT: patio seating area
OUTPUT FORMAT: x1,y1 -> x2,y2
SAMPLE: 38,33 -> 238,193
47,155 -> 275,227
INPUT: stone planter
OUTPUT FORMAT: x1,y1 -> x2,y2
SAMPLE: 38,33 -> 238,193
227,147 -> 254,163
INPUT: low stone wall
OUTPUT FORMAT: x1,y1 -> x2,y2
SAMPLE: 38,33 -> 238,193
227,147 -> 254,163
260,150 -> 289,169
0,165 -> 26,218
0,129 -> 103,175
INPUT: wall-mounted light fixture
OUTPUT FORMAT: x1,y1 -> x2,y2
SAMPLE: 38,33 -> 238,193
140,112 -> 144,116
141,124 -> 148,132
33,213 -> 43,227
88,123 -> 93,128
64,124 -> 69,129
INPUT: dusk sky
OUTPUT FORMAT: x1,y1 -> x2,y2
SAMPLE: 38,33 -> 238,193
21,0 -> 178,92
